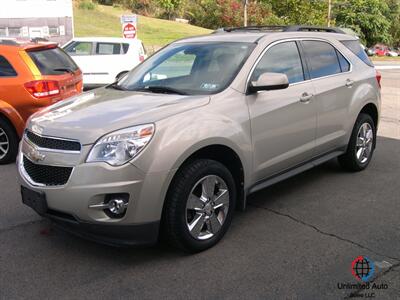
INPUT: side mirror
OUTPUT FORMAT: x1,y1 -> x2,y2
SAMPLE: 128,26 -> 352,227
248,72 -> 289,94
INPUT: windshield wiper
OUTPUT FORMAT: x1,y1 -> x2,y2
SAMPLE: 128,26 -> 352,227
53,67 -> 75,74
133,86 -> 188,95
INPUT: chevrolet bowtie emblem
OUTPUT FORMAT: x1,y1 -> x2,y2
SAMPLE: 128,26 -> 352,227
29,147 -> 46,162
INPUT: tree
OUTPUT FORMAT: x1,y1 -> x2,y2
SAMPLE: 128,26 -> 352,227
267,0 -> 328,26
333,0 -> 391,46
385,0 -> 400,46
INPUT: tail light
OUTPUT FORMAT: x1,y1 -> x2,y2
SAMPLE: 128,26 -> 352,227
24,80 -> 60,98
139,55 -> 145,62
375,70 -> 382,89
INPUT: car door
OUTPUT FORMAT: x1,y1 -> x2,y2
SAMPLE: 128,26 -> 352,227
63,41 -> 95,85
301,40 -> 354,154
93,42 -> 125,84
246,41 -> 317,182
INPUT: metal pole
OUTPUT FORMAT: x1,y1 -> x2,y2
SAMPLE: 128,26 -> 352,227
244,0 -> 248,27
327,0 -> 332,27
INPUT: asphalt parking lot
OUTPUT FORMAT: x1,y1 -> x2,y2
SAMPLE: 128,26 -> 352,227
0,69 -> 399,299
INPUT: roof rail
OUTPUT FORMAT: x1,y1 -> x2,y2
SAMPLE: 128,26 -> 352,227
213,25 -> 346,35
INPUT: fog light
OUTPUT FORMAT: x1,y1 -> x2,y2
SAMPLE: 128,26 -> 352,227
108,199 -> 127,215
89,193 -> 129,219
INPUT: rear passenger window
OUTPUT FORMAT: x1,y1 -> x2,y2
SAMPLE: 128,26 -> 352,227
340,40 -> 373,67
302,41 -> 341,79
251,41 -> 304,84
0,56 -> 17,77
336,50 -> 350,72
96,43 -> 121,55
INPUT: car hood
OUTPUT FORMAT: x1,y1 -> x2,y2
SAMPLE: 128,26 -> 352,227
27,87 -> 210,145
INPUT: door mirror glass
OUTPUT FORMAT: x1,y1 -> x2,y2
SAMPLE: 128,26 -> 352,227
248,72 -> 289,93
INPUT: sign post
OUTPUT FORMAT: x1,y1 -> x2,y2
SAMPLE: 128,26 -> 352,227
121,15 -> 137,39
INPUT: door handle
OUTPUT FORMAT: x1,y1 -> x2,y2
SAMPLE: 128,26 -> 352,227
300,93 -> 313,103
345,79 -> 355,87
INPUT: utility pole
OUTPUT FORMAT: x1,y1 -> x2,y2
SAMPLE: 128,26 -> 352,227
327,0 -> 332,27
244,0 -> 248,27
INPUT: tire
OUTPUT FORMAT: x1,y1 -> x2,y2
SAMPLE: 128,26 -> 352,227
338,113 -> 376,172
0,117 -> 19,164
163,159 -> 237,253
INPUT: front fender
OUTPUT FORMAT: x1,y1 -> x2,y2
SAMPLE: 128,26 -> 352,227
0,100 -> 25,137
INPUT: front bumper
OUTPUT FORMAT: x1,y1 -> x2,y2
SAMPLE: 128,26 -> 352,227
17,135 -> 173,246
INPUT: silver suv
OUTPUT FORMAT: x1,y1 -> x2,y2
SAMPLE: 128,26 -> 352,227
18,26 -> 381,252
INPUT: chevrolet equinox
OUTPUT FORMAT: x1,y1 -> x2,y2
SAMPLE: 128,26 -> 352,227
18,26 -> 381,252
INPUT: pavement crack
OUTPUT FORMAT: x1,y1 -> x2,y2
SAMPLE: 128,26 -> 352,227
0,219 -> 44,235
249,204 -> 400,262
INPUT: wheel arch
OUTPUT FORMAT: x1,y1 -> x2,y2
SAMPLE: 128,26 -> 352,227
0,102 -> 24,138
161,143 -> 247,224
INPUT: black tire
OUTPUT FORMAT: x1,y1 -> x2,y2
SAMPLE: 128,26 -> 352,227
0,117 -> 19,165
338,113 -> 376,172
163,159 -> 237,253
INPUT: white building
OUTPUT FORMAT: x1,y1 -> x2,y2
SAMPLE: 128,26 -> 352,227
0,0 -> 74,44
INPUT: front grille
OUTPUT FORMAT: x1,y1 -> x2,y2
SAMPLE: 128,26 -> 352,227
23,156 -> 73,186
26,131 -> 81,151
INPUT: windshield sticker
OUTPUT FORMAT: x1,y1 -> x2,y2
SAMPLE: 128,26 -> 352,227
201,83 -> 219,90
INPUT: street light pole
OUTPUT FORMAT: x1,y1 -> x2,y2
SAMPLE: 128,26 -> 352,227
327,0 -> 332,26
244,0 -> 248,27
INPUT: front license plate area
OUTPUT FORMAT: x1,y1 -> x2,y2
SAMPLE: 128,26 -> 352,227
21,186 -> 48,214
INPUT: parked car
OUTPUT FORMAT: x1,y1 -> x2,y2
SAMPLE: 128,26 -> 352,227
63,37 -> 147,89
366,47 -> 376,56
386,48 -> 399,57
0,39 -> 82,164
18,26 -> 380,252
374,46 -> 389,56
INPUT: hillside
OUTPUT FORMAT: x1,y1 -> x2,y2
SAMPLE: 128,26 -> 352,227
73,4 -> 212,50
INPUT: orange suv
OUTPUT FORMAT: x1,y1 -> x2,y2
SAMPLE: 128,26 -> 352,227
0,39 -> 82,164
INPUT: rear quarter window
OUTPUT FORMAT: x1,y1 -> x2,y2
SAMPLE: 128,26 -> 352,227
340,40 -> 374,67
28,47 -> 79,75
0,56 -> 17,77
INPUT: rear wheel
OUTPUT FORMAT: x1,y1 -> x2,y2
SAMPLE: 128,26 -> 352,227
338,113 -> 376,172
163,159 -> 236,253
0,118 -> 19,164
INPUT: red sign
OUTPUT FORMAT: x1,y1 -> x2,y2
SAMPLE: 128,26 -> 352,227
123,23 -> 136,39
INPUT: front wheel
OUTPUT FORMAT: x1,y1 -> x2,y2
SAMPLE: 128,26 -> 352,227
338,113 -> 376,172
163,159 -> 236,253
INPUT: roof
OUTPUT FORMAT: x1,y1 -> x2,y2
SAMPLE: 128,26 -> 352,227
0,38 -> 58,50
175,30 -> 357,44
69,37 -> 142,44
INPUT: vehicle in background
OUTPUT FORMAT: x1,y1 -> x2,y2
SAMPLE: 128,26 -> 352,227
63,37 -> 147,89
0,39 -> 82,164
386,48 -> 399,57
366,47 -> 375,56
374,45 -> 389,56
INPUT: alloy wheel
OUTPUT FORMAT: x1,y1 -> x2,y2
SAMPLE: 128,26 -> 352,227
356,122 -> 374,164
0,128 -> 9,160
185,175 -> 230,240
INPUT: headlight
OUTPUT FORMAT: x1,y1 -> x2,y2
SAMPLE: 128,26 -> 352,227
87,124 -> 154,166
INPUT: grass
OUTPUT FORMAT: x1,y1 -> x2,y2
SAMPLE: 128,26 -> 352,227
73,4 -> 212,49
371,56 -> 400,62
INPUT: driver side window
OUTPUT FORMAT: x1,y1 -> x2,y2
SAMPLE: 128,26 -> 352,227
251,41 -> 305,84
143,50 -> 196,83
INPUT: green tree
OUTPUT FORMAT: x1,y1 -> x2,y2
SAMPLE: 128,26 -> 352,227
266,0 -> 328,25
385,0 -> 400,46
157,0 -> 185,19
333,0 -> 391,46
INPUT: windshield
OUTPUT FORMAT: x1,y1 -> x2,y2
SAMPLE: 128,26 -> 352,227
116,42 -> 255,95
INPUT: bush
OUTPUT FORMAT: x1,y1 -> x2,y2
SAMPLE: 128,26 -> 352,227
79,0 -> 97,10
